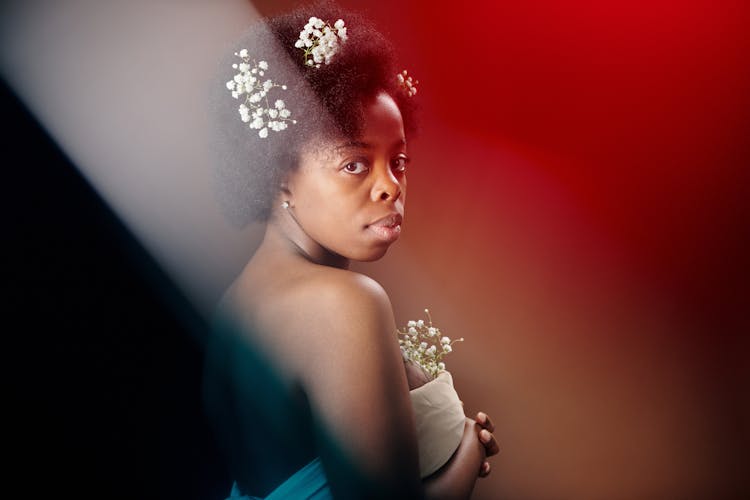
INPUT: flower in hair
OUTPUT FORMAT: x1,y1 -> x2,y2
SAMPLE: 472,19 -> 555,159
225,50 -> 296,138
397,69 -> 419,97
294,17 -> 348,68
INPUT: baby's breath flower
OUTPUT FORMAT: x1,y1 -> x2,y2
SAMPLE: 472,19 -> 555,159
397,69 -> 419,97
296,17 -> 348,67
227,51 -> 296,138
396,308 -> 463,379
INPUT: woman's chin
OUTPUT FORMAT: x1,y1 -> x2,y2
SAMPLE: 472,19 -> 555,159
348,244 -> 393,262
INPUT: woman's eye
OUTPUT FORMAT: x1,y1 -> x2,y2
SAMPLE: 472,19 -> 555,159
392,156 -> 410,172
343,161 -> 368,174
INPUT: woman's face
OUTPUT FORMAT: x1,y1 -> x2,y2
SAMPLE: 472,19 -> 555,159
285,91 -> 408,262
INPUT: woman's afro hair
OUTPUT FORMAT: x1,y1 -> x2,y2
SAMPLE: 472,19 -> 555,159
210,0 -> 420,227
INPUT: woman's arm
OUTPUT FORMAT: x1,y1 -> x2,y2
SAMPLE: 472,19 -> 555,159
422,417 -> 486,500
294,271 -> 425,499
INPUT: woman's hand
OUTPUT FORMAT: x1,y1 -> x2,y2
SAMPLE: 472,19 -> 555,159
475,411 -> 500,478
423,416 -> 486,499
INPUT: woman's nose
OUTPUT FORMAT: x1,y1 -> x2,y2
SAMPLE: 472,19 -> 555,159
371,163 -> 402,202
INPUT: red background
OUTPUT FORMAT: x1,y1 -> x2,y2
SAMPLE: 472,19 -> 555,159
257,1 -> 750,497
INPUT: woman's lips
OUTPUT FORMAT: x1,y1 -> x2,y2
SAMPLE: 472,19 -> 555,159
366,213 -> 403,243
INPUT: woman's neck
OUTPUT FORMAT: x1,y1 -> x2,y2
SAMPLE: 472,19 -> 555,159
259,215 -> 350,270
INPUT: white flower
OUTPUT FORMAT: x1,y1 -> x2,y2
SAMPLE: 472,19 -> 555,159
296,16 -> 348,67
226,54 -> 296,138
397,68 -> 420,98
396,308 -> 462,378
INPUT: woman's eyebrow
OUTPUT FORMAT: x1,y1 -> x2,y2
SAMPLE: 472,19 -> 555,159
335,138 -> 407,150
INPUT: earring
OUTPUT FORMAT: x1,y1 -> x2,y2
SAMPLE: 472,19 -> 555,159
282,200 -> 290,209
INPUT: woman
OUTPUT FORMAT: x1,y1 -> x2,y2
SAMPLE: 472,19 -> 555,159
204,2 -> 499,498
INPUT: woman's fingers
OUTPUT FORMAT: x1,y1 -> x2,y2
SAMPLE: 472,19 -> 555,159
479,428 -> 500,457
476,411 -> 495,433
478,460 -> 491,478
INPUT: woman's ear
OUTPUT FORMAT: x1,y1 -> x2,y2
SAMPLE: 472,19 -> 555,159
279,178 -> 292,197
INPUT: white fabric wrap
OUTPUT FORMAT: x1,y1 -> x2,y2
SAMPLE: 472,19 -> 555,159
409,370 -> 465,478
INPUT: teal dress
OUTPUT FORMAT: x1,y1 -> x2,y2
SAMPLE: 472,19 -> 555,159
225,457 -> 331,499
205,314 -> 335,500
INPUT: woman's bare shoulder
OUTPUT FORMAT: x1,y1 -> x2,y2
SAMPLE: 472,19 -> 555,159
279,267 -> 398,362
293,266 -> 392,314
223,264 -> 397,369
